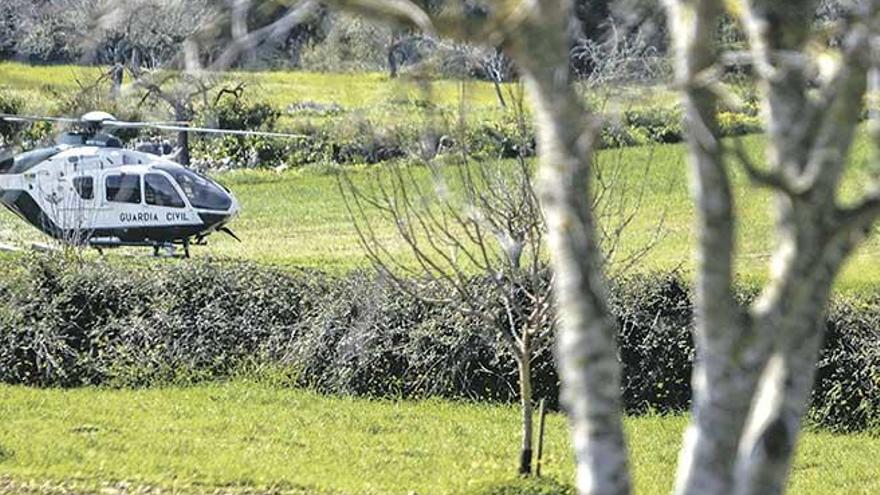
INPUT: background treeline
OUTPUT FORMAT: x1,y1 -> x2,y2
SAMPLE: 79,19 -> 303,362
1,254 -> 877,433
0,0 -> 665,81
0,1 -> 850,81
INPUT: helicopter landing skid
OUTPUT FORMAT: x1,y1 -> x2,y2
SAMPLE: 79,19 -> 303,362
88,237 -> 193,258
151,240 -> 191,258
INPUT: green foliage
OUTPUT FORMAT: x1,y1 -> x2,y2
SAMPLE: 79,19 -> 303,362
623,106 -> 683,144
600,119 -> 643,148
612,274 -> 695,413
0,62 -> 768,171
810,295 -> 880,432
211,94 -> 281,131
299,12 -> 392,73
0,256 -> 311,387
717,111 -> 763,137
0,90 -> 22,146
1,255 -> 879,431
463,112 -> 535,159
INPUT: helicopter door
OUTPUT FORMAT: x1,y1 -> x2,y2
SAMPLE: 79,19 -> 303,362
54,157 -> 98,236
57,174 -> 98,238
102,172 -> 143,224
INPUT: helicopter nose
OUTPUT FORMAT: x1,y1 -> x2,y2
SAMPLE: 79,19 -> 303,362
228,192 -> 241,217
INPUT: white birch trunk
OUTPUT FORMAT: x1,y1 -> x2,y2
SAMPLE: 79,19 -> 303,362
664,2 -> 768,493
531,73 -> 631,495
525,49 -> 631,495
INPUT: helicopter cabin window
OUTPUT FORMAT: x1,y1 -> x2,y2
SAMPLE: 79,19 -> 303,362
105,174 -> 141,204
157,166 -> 232,211
145,173 -> 185,208
73,177 -> 94,200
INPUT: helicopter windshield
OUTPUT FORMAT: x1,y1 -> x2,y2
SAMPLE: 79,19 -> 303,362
156,166 -> 232,211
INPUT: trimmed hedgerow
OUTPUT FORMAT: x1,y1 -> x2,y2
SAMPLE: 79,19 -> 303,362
0,255 -> 878,431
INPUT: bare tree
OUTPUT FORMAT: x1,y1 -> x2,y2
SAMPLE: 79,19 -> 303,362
310,1 -> 630,491
132,71 -> 219,165
341,148 -> 552,475
570,19 -> 669,86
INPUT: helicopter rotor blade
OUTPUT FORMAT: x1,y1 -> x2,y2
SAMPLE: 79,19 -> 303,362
103,121 -> 309,140
0,113 -> 81,124
1,113 -> 308,140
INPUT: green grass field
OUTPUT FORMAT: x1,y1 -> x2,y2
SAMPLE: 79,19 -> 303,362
0,382 -> 877,495
5,132 -> 880,290
3,64 -> 880,493
0,61 -> 677,137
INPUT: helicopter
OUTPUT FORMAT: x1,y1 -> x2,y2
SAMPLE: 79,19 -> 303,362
0,111 -> 303,257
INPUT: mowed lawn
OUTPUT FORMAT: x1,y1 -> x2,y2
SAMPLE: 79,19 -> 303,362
0,383 -> 877,495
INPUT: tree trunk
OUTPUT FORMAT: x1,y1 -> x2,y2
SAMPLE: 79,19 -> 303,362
518,340 -> 533,476
489,49 -> 508,109
520,6 -> 631,490
664,2 -> 765,492
110,63 -> 124,101
734,211 -> 860,495
174,103 -> 190,166
666,1 -> 876,494
387,41 -> 399,78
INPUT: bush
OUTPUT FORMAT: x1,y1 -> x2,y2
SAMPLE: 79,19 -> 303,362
612,274 -> 694,413
624,107 -> 683,144
1,255 -> 878,431
600,119 -> 644,148
0,90 -> 23,146
717,111 -> 763,137
211,95 -> 281,131
810,296 -> 880,432
464,115 -> 535,159
184,93 -> 767,171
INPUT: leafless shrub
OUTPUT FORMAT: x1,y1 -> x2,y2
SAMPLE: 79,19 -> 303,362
570,21 -> 670,87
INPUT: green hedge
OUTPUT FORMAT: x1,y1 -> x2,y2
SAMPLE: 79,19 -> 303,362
0,255 -> 877,431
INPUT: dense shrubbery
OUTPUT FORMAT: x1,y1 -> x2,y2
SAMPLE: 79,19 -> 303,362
1,255 -> 878,431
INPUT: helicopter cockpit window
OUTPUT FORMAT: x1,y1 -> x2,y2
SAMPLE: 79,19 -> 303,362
106,174 -> 141,204
145,173 -> 185,208
73,177 -> 94,200
157,166 -> 232,211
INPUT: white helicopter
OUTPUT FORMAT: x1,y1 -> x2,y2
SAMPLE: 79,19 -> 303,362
0,111 -> 302,257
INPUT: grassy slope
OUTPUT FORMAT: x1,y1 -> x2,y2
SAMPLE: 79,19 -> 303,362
0,383 -> 877,495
